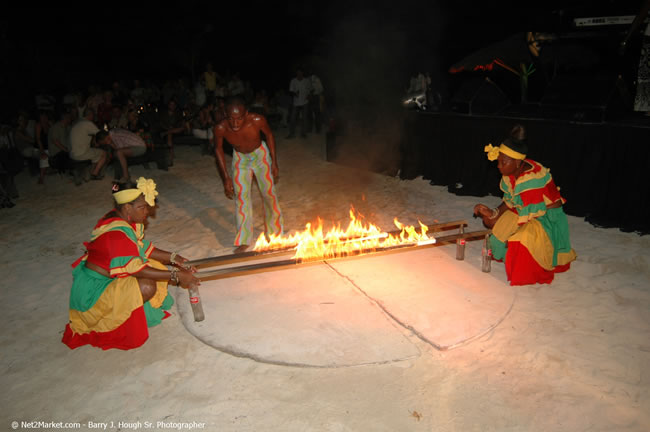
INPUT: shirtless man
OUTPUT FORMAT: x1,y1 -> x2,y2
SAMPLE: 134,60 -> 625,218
214,96 -> 284,253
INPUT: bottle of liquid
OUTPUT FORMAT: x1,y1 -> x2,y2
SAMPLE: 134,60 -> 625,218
188,286 -> 205,322
456,225 -> 465,260
481,234 -> 492,273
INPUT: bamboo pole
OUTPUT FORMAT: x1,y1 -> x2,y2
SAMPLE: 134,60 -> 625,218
196,229 -> 491,282
187,219 -> 469,269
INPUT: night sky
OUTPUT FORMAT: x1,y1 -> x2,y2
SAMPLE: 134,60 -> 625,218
2,1 -> 645,120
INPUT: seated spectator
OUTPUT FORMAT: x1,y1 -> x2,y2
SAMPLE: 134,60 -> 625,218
272,89 -> 291,129
190,102 -> 215,141
250,90 -> 270,115
48,110 -> 73,173
127,109 -> 145,135
183,95 -> 200,129
95,129 -> 147,183
69,108 -> 108,181
127,109 -> 154,149
213,97 -> 227,125
109,105 -> 128,129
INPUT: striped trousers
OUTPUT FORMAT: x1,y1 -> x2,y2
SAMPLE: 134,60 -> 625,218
232,142 -> 284,246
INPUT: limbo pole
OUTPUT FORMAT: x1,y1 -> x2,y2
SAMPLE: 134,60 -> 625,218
196,229 -> 491,282
187,219 -> 469,270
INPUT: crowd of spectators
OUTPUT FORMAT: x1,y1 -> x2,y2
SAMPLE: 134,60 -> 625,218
0,64 -> 328,209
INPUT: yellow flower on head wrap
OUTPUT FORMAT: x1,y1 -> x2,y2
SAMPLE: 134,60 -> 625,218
136,177 -> 158,206
484,143 -> 500,161
484,142 -> 527,161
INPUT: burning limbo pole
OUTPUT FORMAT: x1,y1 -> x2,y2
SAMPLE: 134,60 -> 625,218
186,220 -> 471,269
194,227 -> 491,282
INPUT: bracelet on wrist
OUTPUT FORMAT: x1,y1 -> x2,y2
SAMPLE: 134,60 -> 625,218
170,251 -> 178,265
490,208 -> 499,219
170,267 -> 179,285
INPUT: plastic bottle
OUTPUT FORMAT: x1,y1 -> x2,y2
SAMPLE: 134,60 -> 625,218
481,234 -> 492,273
456,225 -> 465,260
188,286 -> 205,322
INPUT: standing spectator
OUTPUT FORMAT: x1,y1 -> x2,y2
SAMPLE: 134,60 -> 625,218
309,71 -> 324,133
194,78 -> 207,107
35,91 -> 56,112
161,80 -> 178,107
203,62 -> 219,102
34,111 -> 52,184
13,111 -> 36,161
85,86 -> 104,114
69,91 -> 86,122
111,81 -> 128,106
243,80 -> 254,104
62,87 -> 78,109
69,108 -> 108,180
0,124 -> 21,206
227,72 -> 245,97
176,78 -> 192,110
144,80 -> 161,105
96,91 -> 114,128
130,79 -> 146,107
157,99 -> 185,167
48,110 -> 73,173
286,67 -> 312,139
215,77 -> 227,99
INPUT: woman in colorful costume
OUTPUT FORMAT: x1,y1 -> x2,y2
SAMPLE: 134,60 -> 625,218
62,177 -> 201,350
474,125 -> 577,286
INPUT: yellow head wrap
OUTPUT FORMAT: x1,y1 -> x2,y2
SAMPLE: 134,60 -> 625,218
112,177 -> 159,206
484,143 -> 526,161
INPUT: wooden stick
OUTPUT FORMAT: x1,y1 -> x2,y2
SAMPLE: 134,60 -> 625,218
196,228 -> 491,282
187,219 -> 469,269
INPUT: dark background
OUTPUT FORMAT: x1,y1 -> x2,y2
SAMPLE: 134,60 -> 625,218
1,1 -> 646,121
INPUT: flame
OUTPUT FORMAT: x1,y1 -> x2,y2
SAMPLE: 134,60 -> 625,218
253,207 -> 434,260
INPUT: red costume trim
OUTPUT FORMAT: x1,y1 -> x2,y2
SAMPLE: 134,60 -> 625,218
62,306 -> 149,351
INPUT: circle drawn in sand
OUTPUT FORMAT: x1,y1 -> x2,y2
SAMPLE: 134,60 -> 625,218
175,248 -> 515,367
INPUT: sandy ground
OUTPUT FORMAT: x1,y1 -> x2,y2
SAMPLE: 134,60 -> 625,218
1,131 -> 650,432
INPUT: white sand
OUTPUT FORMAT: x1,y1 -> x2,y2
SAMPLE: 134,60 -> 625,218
1,133 -> 650,431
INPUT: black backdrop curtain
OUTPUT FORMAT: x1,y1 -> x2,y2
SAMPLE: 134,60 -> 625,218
399,111 -> 650,235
